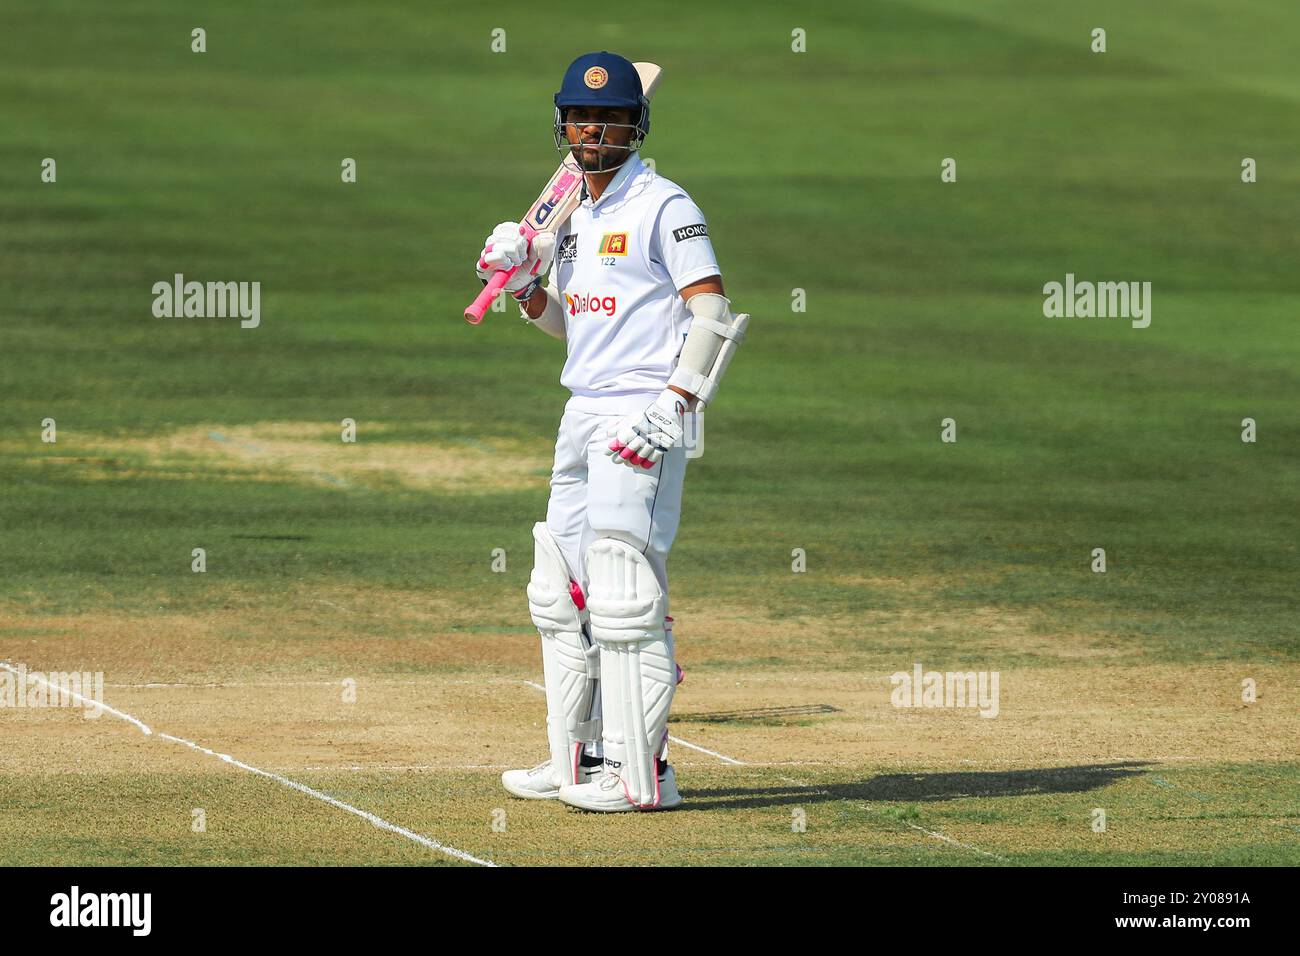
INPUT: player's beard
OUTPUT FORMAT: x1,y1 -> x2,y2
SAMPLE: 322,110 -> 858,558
572,140 -> 630,173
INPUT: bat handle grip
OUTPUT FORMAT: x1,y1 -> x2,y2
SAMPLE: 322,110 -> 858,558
465,266 -> 515,324
464,223 -> 540,325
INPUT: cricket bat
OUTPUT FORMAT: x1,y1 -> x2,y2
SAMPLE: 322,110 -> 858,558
464,61 -> 663,324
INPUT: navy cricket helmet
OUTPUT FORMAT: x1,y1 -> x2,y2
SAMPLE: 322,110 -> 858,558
553,51 -> 651,160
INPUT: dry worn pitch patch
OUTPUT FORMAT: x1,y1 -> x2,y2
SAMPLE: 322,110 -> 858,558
2,590 -> 1297,865
5,422 -> 550,493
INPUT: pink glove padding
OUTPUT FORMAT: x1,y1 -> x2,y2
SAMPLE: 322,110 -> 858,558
606,390 -> 687,470
475,223 -> 556,297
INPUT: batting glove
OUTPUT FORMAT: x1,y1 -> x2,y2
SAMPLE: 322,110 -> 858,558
606,389 -> 687,470
475,222 -> 556,301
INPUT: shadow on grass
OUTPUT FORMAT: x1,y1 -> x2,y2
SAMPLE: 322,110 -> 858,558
673,704 -> 840,723
684,761 -> 1153,810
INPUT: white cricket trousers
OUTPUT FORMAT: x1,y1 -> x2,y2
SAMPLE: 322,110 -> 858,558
544,393 -> 689,608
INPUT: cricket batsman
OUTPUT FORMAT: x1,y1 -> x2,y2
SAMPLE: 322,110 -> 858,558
473,52 -> 748,811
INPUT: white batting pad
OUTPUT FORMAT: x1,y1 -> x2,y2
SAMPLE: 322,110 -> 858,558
585,536 -> 676,807
527,522 -> 600,786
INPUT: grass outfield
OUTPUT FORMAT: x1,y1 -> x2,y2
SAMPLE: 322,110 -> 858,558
1,0 -> 1297,865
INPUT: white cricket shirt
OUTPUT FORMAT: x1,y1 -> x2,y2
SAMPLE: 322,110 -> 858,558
553,152 -> 720,404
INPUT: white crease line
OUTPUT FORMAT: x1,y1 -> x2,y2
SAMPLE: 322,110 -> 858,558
155,732 -> 494,866
105,679 -> 489,688
1,661 -> 492,868
270,761 -> 728,772
518,678 -> 745,766
279,764 -> 506,772
666,735 -> 745,765
107,681 -> 345,688
108,677 -> 544,688
1,661 -> 152,735
901,821 -> 1007,862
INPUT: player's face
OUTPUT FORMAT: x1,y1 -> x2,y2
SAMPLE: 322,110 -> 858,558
565,107 -> 634,170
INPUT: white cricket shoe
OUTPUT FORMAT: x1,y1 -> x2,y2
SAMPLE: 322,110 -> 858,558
557,763 -> 682,812
501,759 -> 599,800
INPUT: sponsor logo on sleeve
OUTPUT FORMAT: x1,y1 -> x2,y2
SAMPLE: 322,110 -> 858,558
671,223 -> 708,242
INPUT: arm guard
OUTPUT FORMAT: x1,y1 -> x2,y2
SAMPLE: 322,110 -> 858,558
520,284 -> 566,340
667,292 -> 749,409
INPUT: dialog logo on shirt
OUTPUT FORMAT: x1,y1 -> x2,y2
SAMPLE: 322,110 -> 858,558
598,233 -> 629,255
564,292 -> 618,317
